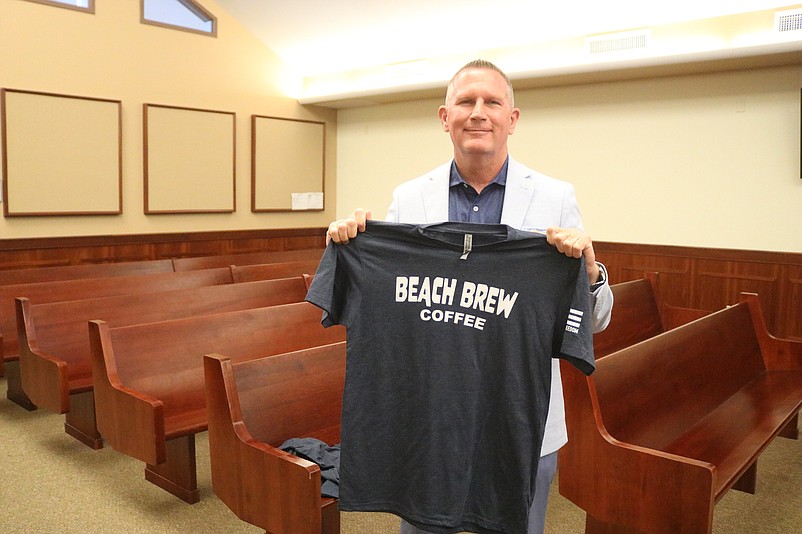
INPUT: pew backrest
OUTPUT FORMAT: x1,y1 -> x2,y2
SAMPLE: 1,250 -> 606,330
0,259 -> 174,286
594,302 -> 766,450
231,260 -> 320,283
108,303 -> 340,407
593,272 -> 709,358
89,301 -> 345,465
230,343 -> 344,446
172,249 -> 322,271
17,276 -> 309,414
593,277 -> 662,358
2,267 -> 233,360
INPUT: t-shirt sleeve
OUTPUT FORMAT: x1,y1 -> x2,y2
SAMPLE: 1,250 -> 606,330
557,257 -> 596,376
305,243 -> 345,327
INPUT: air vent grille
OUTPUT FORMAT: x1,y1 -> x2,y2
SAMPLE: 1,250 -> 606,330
586,30 -> 651,54
775,9 -> 802,33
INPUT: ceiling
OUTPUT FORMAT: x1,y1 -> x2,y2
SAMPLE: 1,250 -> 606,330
214,0 -> 798,75
212,0 -> 802,106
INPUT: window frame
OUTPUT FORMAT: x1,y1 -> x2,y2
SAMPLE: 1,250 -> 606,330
140,0 -> 217,38
21,0 -> 95,14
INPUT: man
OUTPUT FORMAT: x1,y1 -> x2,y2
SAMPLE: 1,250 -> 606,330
328,59 -> 613,534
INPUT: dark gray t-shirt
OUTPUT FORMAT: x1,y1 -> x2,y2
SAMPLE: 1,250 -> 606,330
306,221 -> 594,534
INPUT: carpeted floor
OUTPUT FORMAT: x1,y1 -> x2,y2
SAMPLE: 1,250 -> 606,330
1,376 -> 800,533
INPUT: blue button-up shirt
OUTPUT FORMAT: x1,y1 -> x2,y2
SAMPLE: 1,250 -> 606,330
448,158 -> 508,224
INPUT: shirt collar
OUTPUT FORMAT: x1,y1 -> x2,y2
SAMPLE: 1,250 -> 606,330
449,156 -> 509,189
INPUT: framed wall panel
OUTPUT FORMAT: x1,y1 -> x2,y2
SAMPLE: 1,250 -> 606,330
144,103 -> 235,214
1,89 -> 122,217
252,115 -> 325,212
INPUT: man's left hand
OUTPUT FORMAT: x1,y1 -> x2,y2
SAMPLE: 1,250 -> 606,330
545,227 -> 600,285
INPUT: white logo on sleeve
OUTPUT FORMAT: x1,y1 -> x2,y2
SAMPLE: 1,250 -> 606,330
565,308 -> 584,334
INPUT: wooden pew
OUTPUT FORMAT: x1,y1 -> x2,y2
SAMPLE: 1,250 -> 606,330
172,248 -> 322,271
2,268 -> 233,407
593,271 -> 709,359
204,342 -> 345,534
230,260 -> 320,283
558,293 -> 802,534
0,259 -> 174,286
88,302 -> 345,504
0,258 -> 173,377
15,276 -> 309,449
592,274 -> 796,438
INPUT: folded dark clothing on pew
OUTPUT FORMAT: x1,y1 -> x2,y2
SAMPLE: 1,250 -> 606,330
280,438 -> 341,498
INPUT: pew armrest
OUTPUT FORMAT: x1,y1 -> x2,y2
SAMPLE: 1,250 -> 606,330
740,293 -> 802,370
16,297 -> 70,413
89,320 -> 166,465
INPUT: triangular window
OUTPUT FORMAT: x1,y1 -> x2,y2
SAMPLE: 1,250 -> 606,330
22,0 -> 94,13
141,0 -> 216,37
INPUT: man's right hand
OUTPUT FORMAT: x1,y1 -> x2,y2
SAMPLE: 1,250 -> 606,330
326,208 -> 372,244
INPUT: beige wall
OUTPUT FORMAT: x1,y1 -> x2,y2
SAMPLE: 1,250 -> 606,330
337,65 -> 802,253
0,0 -> 336,239
3,2 -> 801,254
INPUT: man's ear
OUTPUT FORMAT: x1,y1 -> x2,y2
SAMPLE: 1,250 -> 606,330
508,108 -> 521,135
438,105 -> 449,132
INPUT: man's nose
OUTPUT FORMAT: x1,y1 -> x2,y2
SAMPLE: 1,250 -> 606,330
470,101 -> 487,119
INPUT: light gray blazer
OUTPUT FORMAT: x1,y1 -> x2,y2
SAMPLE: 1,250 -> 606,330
387,158 -> 581,234
385,157 -> 613,455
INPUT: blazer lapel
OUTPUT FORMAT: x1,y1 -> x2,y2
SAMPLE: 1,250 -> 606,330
500,158 -> 536,229
421,163 -> 451,223
417,159 -> 536,226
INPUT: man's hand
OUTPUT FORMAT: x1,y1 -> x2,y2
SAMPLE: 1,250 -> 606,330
326,208 -> 372,244
545,227 -> 601,284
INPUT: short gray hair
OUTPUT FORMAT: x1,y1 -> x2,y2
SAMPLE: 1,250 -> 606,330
445,59 -> 515,107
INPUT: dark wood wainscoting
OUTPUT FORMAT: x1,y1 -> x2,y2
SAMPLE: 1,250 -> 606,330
0,228 -> 327,270
1,233 -> 798,341
595,241 -> 802,342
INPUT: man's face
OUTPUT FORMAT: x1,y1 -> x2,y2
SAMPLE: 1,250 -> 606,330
438,68 -> 520,160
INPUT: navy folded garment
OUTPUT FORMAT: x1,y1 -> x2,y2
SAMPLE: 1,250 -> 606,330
280,437 -> 341,498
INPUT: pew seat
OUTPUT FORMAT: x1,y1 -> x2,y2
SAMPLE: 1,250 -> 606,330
88,302 -> 345,504
204,342 -> 346,534
559,293 -> 802,534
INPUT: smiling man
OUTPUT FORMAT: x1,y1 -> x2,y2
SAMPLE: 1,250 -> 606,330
438,61 -> 519,193
327,59 -> 613,534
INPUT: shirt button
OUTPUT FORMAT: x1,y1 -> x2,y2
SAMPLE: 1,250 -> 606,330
472,206 -> 479,212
